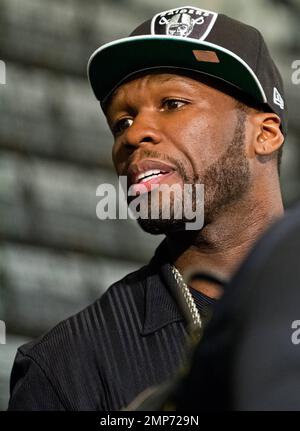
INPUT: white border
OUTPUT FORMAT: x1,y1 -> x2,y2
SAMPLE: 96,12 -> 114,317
87,35 -> 267,103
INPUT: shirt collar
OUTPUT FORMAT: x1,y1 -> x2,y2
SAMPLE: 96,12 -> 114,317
141,238 -> 185,336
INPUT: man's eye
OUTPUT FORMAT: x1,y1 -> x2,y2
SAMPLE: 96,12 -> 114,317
162,99 -> 187,111
112,118 -> 133,136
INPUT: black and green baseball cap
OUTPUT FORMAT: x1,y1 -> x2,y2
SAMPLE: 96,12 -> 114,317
88,5 -> 287,135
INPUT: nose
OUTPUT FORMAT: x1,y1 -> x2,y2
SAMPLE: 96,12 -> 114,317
122,111 -> 162,150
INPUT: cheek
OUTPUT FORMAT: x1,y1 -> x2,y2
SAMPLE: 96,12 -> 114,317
170,110 -> 238,177
170,114 -> 219,171
194,113 -> 238,164
111,145 -> 118,169
111,143 -> 124,175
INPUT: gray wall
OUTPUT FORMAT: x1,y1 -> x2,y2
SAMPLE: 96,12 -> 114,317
0,0 -> 299,410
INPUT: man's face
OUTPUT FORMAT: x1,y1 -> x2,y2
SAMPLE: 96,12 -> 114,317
105,72 -> 251,234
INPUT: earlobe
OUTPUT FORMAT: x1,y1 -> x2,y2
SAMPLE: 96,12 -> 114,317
255,113 -> 284,156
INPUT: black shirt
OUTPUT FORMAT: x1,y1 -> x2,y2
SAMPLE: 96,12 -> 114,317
8,239 -> 193,411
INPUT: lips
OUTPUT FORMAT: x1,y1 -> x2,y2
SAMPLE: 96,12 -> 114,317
127,159 -> 176,185
126,159 -> 178,195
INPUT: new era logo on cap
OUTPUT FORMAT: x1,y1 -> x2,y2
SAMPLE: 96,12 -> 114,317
151,6 -> 218,40
273,87 -> 284,110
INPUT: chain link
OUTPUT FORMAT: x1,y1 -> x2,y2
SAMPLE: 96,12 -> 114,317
171,265 -> 202,329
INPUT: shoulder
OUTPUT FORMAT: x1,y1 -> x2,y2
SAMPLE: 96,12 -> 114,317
9,263 -> 152,410
19,262 -> 150,360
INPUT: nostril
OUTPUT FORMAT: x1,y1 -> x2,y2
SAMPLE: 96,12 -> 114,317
142,136 -> 154,143
124,136 -> 155,150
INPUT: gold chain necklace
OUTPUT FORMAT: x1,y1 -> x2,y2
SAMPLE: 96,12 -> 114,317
171,265 -> 202,329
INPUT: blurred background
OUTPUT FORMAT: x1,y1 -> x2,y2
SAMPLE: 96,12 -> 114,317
0,0 -> 299,410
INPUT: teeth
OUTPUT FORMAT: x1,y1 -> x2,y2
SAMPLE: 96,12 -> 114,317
139,173 -> 163,183
137,169 -> 164,181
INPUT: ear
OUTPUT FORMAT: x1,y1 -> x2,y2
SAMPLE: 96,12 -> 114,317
254,113 -> 284,156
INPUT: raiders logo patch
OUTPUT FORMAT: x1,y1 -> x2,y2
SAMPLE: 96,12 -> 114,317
151,6 -> 218,40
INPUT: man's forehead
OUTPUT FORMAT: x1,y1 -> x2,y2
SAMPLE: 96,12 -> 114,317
111,72 -> 195,97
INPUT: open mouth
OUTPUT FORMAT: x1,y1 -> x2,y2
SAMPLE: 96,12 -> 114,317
137,169 -> 170,184
127,159 -> 178,194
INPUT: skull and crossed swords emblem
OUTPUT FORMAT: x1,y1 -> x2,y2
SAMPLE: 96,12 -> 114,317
159,13 -> 205,37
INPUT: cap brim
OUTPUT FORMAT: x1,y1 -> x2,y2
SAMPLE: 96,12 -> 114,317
88,35 -> 267,106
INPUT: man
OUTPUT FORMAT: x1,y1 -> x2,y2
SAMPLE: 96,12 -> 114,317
8,6 -> 287,410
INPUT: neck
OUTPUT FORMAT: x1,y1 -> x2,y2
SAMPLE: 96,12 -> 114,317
166,187 -> 284,298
